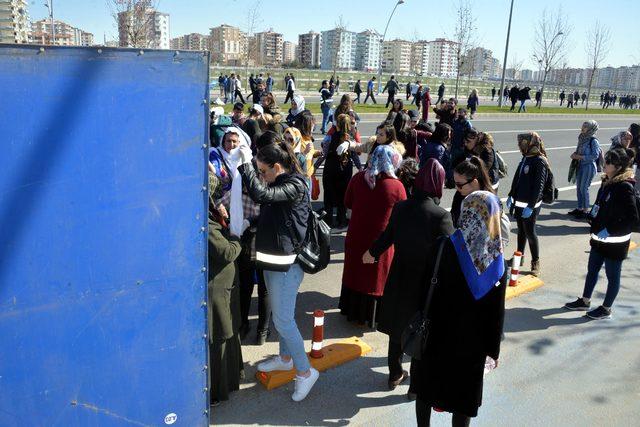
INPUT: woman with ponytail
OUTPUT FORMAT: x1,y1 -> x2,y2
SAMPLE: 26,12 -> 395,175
565,148 -> 639,319
506,131 -> 549,277
237,139 -> 320,402
450,156 -> 495,226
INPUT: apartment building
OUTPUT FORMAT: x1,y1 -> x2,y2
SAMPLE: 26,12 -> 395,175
320,28 -> 357,71
381,39 -> 412,74
30,19 -> 93,46
0,0 -> 30,44
209,24 -> 245,65
298,31 -> 321,68
282,40 -> 296,64
118,9 -> 169,49
255,30 -> 283,66
170,33 -> 209,51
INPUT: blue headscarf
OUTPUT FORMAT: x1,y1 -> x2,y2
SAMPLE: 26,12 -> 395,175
450,191 -> 505,300
364,144 -> 402,189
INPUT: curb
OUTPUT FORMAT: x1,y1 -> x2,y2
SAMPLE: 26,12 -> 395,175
506,275 -> 544,300
256,337 -> 372,390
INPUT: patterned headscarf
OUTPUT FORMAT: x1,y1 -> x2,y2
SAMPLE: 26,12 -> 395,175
579,120 -> 599,145
283,127 -> 303,153
450,191 -> 505,300
364,144 -> 402,189
518,131 -> 546,157
208,173 -> 227,227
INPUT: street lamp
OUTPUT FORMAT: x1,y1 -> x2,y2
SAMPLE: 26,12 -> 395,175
44,0 -> 55,45
377,0 -> 405,93
497,0 -> 514,108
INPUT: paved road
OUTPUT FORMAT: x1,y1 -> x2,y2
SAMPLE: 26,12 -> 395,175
212,116 -> 640,426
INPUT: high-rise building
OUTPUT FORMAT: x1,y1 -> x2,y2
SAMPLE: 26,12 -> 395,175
282,40 -> 296,64
298,31 -> 321,68
463,47 -> 500,79
381,39 -> 412,74
410,41 -> 430,75
255,30 -> 283,66
118,8 -> 169,49
355,30 -> 381,72
0,0 -> 30,44
30,19 -> 93,46
426,38 -> 459,78
320,28 -> 357,71
209,24 -> 245,65
170,33 -> 209,51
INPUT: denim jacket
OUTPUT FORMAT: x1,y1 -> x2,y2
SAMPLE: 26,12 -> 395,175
577,137 -> 601,167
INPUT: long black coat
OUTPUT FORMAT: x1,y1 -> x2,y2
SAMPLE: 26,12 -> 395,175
412,239 -> 507,418
369,193 -> 455,340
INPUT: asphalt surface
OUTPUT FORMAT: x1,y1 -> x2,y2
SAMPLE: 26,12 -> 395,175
212,116 -> 640,426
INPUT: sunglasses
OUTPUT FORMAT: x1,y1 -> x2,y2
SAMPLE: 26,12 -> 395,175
455,178 -> 473,189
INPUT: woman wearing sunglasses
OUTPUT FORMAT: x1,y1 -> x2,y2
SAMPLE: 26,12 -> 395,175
450,156 -> 496,227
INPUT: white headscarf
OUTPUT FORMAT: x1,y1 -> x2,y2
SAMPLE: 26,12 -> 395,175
291,94 -> 305,116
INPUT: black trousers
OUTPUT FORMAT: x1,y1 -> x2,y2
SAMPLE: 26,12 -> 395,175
364,91 -> 376,104
238,247 -> 270,332
416,399 -> 471,427
385,92 -> 396,108
388,338 -> 418,382
516,215 -> 539,262
234,89 -> 245,104
354,92 -> 361,103
284,89 -> 294,104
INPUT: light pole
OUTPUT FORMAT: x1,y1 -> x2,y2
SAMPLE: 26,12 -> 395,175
377,0 -> 405,93
44,0 -> 55,45
497,0 -> 514,108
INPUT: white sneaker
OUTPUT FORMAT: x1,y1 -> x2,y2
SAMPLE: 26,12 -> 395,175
257,356 -> 294,372
291,368 -> 319,402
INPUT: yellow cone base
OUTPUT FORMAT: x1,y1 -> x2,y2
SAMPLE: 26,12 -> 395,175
506,274 -> 544,300
630,241 -> 638,252
255,337 -> 372,390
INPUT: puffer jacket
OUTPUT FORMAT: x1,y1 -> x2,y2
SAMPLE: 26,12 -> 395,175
589,170 -> 639,260
238,163 -> 309,272
508,155 -> 548,218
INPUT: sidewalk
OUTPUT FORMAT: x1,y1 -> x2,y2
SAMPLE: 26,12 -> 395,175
210,194 -> 640,426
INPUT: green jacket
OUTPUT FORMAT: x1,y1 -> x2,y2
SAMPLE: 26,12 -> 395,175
207,219 -> 242,341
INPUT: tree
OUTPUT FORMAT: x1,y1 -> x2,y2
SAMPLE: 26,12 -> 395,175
452,0 -> 476,99
243,0 -> 262,89
331,15 -> 348,80
584,21 -> 611,110
108,0 -> 159,49
508,54 -> 524,80
532,7 -> 571,108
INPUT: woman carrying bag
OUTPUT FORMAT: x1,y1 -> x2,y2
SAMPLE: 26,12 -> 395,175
363,159 -> 454,397
412,191 -> 507,426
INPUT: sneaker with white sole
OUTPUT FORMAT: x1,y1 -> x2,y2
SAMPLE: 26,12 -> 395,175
257,356 -> 294,372
292,368 -> 319,402
587,306 -> 612,320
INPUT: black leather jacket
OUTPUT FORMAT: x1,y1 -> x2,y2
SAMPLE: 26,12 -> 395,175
239,163 -> 309,272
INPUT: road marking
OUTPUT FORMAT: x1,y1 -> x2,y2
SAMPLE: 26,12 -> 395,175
489,127 -> 621,134
499,143 -> 612,154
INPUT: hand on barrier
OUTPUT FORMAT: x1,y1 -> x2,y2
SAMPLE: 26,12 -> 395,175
596,228 -> 609,239
521,207 -> 533,218
506,197 -> 513,210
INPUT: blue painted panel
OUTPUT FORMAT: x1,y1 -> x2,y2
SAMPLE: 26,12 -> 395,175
0,46 -> 209,426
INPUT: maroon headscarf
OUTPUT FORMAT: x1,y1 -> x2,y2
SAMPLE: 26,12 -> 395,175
414,158 -> 445,199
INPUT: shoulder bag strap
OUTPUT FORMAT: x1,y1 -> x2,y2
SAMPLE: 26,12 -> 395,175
421,237 -> 447,315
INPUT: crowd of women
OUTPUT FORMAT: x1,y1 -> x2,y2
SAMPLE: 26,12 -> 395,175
207,85 -> 639,424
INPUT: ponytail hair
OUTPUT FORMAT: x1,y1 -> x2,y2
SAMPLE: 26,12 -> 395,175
256,141 -> 304,175
454,156 -> 495,194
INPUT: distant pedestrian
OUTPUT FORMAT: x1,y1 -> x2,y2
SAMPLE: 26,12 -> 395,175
364,158 -> 454,398
413,190 -> 507,427
535,89 -> 542,108
335,75 -> 341,94
354,79 -> 363,103
406,81 -> 412,100
421,86 -> 432,122
266,73 -> 274,93
284,73 -> 296,104
581,92 -> 587,105
569,121 -> 602,218
383,75 -> 400,108
517,86 -> 531,113
249,73 -> 256,93
564,148 -> 639,319
491,86 -> 497,101
234,74 -> 246,104
364,76 -> 377,104
507,132 -> 548,277
567,91 -> 574,108
467,88 -> 479,118
319,80 -> 335,134
436,82 -> 446,104
509,85 -> 519,111
218,74 -> 225,97
559,90 -> 566,106
503,86 -> 509,103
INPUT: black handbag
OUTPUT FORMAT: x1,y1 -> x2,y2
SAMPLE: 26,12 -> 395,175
401,238 -> 446,360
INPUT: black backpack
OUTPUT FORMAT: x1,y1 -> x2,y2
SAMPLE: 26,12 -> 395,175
542,163 -> 559,204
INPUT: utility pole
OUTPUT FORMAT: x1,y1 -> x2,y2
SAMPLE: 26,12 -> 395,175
44,0 -> 55,45
377,0 -> 405,93
498,0 -> 514,108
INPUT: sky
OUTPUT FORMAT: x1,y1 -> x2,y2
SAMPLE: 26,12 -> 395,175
28,0 -> 640,69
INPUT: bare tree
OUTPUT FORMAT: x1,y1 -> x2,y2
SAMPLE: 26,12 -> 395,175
532,7 -> 571,108
107,0 -> 158,48
509,54 -> 524,80
331,15 -> 348,81
584,21 -> 611,110
452,0 -> 476,98
243,0 -> 262,89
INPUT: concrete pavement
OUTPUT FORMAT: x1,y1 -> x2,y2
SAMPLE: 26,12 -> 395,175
211,116 -> 640,426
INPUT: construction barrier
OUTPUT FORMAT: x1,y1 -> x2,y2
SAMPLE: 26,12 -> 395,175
508,251 -> 523,287
310,310 -> 324,359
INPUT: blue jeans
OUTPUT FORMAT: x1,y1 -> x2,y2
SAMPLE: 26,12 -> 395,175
321,106 -> 331,133
582,249 -> 622,308
518,100 -> 526,112
263,263 -> 310,372
576,163 -> 596,210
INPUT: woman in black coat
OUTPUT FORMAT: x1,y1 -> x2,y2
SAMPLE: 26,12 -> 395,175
413,191 -> 507,426
322,114 -> 354,228
363,159 -> 455,394
564,148 -> 639,319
